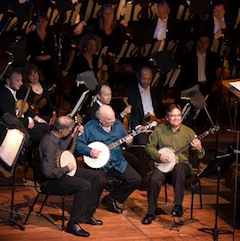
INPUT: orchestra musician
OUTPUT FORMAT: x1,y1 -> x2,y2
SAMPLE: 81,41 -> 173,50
0,68 -> 49,143
19,63 -> 58,125
124,66 -> 164,184
142,104 -> 205,224
39,116 -> 103,237
25,11 -> 58,85
76,105 -> 142,214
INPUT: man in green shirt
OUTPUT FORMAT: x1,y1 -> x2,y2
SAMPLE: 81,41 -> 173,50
142,104 -> 205,224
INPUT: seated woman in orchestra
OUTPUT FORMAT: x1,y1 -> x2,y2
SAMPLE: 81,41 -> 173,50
19,63 -> 58,126
68,33 -> 101,79
94,3 -> 126,56
68,33 -> 102,107
25,11 -> 58,85
0,68 -> 49,143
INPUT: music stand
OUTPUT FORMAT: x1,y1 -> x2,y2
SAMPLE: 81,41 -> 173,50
150,50 -> 178,87
181,85 -> 215,127
197,153 -> 235,241
0,125 -> 26,230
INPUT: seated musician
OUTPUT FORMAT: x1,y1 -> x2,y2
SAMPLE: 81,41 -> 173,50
0,68 -> 49,143
142,104 -> 205,224
176,34 -> 222,124
76,105 -> 142,214
84,83 -> 131,124
67,33 -> 102,107
84,83 -> 144,187
39,116 -> 103,237
20,63 -> 58,125
124,66 -> 164,182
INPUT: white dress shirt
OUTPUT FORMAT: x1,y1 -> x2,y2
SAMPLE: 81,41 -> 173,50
138,83 -> 154,115
197,51 -> 207,83
153,17 -> 168,40
213,16 -> 225,34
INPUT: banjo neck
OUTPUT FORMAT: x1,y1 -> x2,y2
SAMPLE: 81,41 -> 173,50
107,121 -> 157,150
70,114 -> 82,153
108,129 -> 142,150
175,125 -> 220,155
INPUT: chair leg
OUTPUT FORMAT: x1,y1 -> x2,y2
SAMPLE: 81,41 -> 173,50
198,180 -> 203,209
61,196 -> 65,231
37,194 -> 48,215
164,182 -> 168,203
24,193 -> 41,225
190,185 -> 195,220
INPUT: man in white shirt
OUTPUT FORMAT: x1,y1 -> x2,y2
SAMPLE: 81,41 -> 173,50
153,1 -> 170,41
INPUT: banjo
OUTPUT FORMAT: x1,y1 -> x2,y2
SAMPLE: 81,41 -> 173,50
155,125 -> 220,173
57,115 -> 82,177
84,121 -> 157,168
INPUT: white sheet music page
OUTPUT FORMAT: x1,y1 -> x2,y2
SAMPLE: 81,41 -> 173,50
229,81 -> 240,93
0,129 -> 24,167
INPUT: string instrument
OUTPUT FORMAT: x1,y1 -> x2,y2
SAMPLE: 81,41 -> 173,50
143,114 -> 166,126
123,97 -> 131,132
84,122 -> 157,169
56,114 -> 82,177
155,125 -> 219,173
30,84 -> 56,115
97,54 -> 109,83
212,39 -> 230,94
15,86 -> 31,118
212,59 -> 231,94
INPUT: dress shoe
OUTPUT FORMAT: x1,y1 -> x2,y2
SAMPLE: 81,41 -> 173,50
101,195 -> 122,213
83,215 -> 103,225
142,214 -> 155,225
66,223 -> 90,237
171,205 -> 183,217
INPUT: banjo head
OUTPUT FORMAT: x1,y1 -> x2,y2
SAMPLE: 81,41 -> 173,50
60,151 -> 77,177
84,141 -> 110,168
156,147 -> 176,173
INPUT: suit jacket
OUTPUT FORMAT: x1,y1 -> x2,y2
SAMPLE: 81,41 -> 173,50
124,84 -> 163,130
84,101 -> 123,124
0,86 -> 49,142
177,50 -> 221,96
0,86 -> 33,127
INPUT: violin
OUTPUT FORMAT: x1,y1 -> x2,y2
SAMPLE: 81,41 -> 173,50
15,86 -> 31,118
123,97 -> 131,132
212,59 -> 230,93
30,84 -> 56,115
97,69 -> 108,83
97,54 -> 109,83
143,114 -> 166,126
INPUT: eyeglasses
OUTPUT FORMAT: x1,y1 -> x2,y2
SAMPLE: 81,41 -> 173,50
168,114 -> 182,118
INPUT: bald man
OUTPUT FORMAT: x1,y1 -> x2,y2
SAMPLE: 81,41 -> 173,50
39,116 -> 103,237
76,105 -> 142,214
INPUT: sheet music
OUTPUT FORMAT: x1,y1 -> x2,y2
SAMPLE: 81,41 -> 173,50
229,81 -> 240,93
0,129 -> 25,167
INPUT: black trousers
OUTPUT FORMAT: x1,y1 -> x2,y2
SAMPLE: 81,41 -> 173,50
147,162 -> 191,215
41,168 -> 100,224
106,164 -> 142,203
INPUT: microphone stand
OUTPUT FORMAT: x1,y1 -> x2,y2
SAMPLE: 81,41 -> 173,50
227,129 -> 240,241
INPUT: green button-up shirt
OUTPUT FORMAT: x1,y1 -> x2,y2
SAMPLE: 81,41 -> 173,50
145,123 -> 205,169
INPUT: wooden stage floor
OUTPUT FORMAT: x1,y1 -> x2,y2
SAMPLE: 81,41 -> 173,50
0,130 -> 240,241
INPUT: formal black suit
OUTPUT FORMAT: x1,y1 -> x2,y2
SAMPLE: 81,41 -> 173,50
0,86 -> 49,143
177,50 -> 221,96
124,84 -> 163,133
124,84 -> 163,180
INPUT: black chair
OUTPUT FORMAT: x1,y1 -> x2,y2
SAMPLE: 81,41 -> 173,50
24,149 -> 68,231
163,153 -> 202,220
